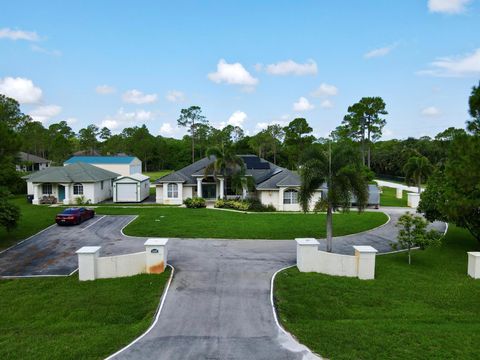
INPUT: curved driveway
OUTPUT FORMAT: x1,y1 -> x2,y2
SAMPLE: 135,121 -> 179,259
0,208 -> 446,359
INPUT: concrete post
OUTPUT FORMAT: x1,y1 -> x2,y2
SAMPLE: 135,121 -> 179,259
396,188 -> 403,199
407,193 -> 420,208
76,246 -> 101,281
32,184 -> 40,205
353,245 -> 378,280
219,178 -> 225,199
63,184 -> 71,205
197,178 -> 203,198
296,238 -> 320,272
144,238 -> 169,274
467,252 -> 480,279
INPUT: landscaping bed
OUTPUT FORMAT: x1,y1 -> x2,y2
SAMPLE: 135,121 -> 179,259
274,226 -> 480,359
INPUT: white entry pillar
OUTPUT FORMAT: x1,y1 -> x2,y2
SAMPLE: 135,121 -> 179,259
76,246 -> 101,281
354,246 -> 378,280
197,177 -> 203,198
32,184 -> 41,204
144,238 -> 169,274
396,188 -> 403,199
407,192 -> 420,208
296,238 -> 320,272
219,177 -> 225,199
63,183 -> 71,204
467,252 -> 480,279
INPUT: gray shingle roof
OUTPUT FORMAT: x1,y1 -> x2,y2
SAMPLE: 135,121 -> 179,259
18,152 -> 51,164
23,162 -> 120,183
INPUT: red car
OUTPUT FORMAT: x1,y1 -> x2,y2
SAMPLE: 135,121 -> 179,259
56,207 -> 95,225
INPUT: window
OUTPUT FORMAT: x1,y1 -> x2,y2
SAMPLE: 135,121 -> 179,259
42,183 -> 52,195
167,183 -> 178,198
73,183 -> 84,195
283,189 -> 298,204
101,181 -> 104,190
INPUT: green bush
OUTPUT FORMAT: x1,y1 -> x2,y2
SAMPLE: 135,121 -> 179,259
214,198 -> 275,212
184,197 -> 206,208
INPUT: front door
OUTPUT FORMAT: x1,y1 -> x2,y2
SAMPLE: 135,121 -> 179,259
58,185 -> 65,202
202,184 -> 216,199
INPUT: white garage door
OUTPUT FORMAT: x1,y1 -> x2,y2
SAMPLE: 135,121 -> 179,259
117,183 -> 138,202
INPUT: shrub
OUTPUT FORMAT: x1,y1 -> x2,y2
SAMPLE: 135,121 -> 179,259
214,198 -> 275,212
184,197 -> 206,208
75,195 -> 91,205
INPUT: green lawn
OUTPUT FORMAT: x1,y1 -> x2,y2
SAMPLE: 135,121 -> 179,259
274,226 -> 480,360
380,186 -> 408,207
0,271 -> 170,360
144,170 -> 172,182
97,207 -> 388,239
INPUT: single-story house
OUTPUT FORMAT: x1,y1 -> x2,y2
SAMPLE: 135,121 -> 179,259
113,173 -> 150,202
16,152 -> 52,172
23,162 -> 119,205
64,156 -> 142,176
155,155 -> 380,211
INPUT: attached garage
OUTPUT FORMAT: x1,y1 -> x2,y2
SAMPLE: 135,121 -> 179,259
113,174 -> 150,203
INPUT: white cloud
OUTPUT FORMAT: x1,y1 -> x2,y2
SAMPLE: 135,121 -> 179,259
64,117 -> 78,126
418,48 -> 480,77
208,59 -> 258,87
166,90 -> 185,103
101,108 -> 153,130
382,128 -> 394,140
122,89 -> 158,104
421,106 -> 441,117
227,111 -> 247,127
265,59 -> 317,76
428,0 -> 471,13
320,99 -> 334,109
364,44 -> 397,59
96,85 -> 116,94
0,77 -> 42,104
29,105 -> 62,123
31,44 -> 61,56
0,28 -> 40,41
311,83 -> 338,97
255,119 -> 288,131
293,97 -> 314,112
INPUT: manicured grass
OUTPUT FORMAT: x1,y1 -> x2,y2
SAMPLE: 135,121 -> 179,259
0,271 -> 170,359
380,186 -> 408,207
274,226 -> 480,359
144,170 -> 172,181
0,196 -> 58,250
96,207 -> 388,239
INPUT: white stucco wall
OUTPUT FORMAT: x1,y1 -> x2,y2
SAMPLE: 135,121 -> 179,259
29,180 -> 113,204
97,252 -> 146,279
88,164 -> 131,176
162,182 -> 184,205
257,188 -> 322,211
156,184 -> 164,203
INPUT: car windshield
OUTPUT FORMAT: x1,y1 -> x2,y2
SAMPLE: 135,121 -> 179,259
62,208 -> 79,214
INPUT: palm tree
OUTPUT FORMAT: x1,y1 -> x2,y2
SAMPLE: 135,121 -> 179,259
204,146 -> 246,199
403,156 -> 434,193
299,141 -> 369,252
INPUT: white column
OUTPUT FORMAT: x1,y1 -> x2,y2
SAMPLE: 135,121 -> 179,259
76,246 -> 101,281
353,245 -> 378,280
296,238 -> 320,272
407,192 -> 420,208
396,188 -> 403,199
467,252 -> 480,279
144,238 -> 169,274
63,184 -> 71,205
219,178 -> 224,199
278,187 -> 285,211
32,184 -> 41,204
197,177 -> 203,198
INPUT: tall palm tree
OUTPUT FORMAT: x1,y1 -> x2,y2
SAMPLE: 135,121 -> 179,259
403,156 -> 434,193
299,142 -> 369,252
204,146 -> 246,198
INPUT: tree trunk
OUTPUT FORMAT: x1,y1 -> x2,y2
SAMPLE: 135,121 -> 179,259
417,176 -> 421,194
326,204 -> 333,252
367,127 -> 371,169
408,244 -> 411,265
191,120 -> 195,163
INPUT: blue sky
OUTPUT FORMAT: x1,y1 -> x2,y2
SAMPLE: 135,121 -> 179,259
1,0 -> 479,139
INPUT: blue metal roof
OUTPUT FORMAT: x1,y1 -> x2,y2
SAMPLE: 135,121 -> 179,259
64,156 -> 137,165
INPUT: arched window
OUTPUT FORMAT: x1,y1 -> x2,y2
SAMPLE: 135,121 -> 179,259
283,189 -> 298,204
73,183 -> 84,195
167,183 -> 178,198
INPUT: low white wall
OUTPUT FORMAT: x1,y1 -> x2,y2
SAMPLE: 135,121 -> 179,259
97,252 -> 146,279
296,239 -> 378,280
468,252 -> 480,279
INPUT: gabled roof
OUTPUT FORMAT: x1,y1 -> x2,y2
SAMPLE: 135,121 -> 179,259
64,156 -> 138,165
115,173 -> 150,182
18,152 -> 51,164
23,162 -> 120,183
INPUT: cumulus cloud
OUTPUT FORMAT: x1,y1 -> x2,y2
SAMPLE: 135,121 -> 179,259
29,105 -> 62,123
265,59 -> 317,76
311,83 -> 338,97
0,77 -> 42,104
293,97 -> 314,112
364,44 -> 397,59
227,111 -> 247,127
0,28 -> 40,41
100,108 -> 153,130
166,90 -> 185,103
208,59 -> 258,87
428,0 -> 471,13
96,85 -> 116,94
421,106 -> 441,117
418,48 -> 480,77
320,99 -> 334,109
122,89 -> 158,104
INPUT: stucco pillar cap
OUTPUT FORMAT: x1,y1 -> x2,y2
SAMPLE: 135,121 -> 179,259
76,246 -> 101,254
468,252 -> 480,257
296,238 -> 319,245
144,238 -> 169,246
353,245 -> 378,253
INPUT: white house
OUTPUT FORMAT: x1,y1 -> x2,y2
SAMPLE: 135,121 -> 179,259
16,152 -> 52,172
113,173 -> 150,202
64,156 -> 142,176
23,162 -> 119,204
